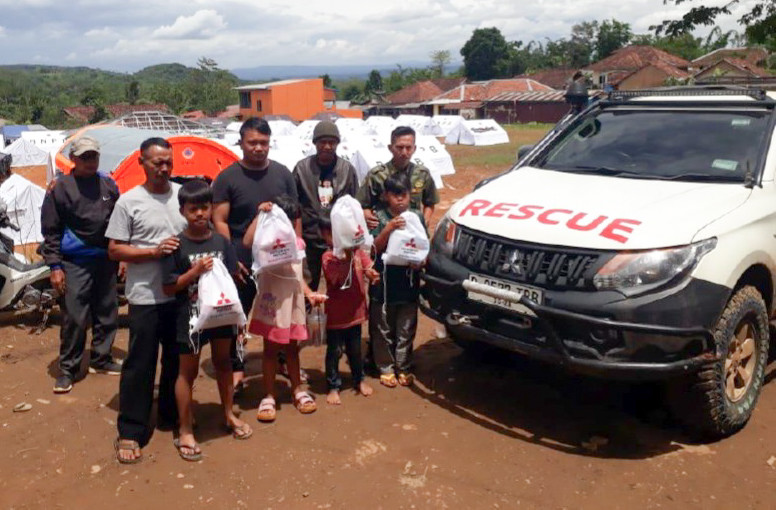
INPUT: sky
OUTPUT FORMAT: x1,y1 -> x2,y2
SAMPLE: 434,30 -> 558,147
0,0 -> 756,72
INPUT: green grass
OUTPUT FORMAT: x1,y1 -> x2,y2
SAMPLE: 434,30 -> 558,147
447,123 -> 552,171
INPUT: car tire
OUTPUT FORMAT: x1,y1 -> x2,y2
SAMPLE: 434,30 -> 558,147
670,285 -> 769,439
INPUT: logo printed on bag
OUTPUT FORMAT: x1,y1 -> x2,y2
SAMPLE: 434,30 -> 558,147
217,292 -> 231,305
353,224 -> 365,244
405,238 -> 417,248
272,238 -> 286,250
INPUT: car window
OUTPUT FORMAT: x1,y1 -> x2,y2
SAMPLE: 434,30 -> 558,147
536,109 -> 771,182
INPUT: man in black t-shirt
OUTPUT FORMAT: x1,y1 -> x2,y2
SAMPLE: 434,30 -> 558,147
212,117 -> 298,390
292,121 -> 359,290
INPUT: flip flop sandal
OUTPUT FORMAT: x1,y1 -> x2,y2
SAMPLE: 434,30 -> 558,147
173,438 -> 203,462
294,391 -> 317,414
398,373 -> 414,387
257,396 -> 276,423
114,438 -> 142,465
380,373 -> 398,388
228,422 -> 254,440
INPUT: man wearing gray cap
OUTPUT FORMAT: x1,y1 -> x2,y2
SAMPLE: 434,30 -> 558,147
41,135 -> 121,394
292,121 -> 359,290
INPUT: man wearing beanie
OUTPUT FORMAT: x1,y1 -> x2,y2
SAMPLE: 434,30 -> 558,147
292,120 -> 359,290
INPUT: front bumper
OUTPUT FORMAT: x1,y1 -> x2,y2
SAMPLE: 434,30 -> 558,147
421,255 -> 729,380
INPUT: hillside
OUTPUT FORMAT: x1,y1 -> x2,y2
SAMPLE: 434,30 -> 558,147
0,63 -> 241,128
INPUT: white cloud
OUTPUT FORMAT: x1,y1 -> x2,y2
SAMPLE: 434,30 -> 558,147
152,9 -> 226,39
65,52 -> 77,60
85,27 -> 117,38
0,0 -> 762,71
0,26 -> 5,37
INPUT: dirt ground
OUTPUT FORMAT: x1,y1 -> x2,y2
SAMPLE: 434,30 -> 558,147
2,131 -> 776,509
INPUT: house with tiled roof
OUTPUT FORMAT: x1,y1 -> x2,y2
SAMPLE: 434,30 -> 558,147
582,45 -> 689,89
694,57 -> 772,81
377,78 -> 467,115
692,47 -> 769,71
427,78 -> 554,117
516,68 -> 578,90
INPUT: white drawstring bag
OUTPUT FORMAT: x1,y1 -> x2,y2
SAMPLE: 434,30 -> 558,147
331,195 -> 373,257
251,204 -> 300,274
382,211 -> 429,266
192,258 -> 247,333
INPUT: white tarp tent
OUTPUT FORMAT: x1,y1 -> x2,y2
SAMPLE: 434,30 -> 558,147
207,134 -> 242,158
0,137 -> 49,167
334,118 -> 374,142
349,144 -> 445,189
365,116 -> 397,144
0,174 -> 45,245
268,120 -> 297,137
45,147 -> 60,184
269,136 -> 308,171
226,121 -> 243,133
446,119 -> 509,146
415,136 -> 455,178
396,114 -> 443,136
294,120 -> 319,142
21,130 -> 66,151
433,115 -> 465,138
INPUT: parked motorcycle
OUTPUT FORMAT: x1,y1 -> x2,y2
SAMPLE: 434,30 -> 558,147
0,197 -> 57,332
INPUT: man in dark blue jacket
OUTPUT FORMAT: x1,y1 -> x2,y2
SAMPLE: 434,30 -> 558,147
41,136 -> 121,393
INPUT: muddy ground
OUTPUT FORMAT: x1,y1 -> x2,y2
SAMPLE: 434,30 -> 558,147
1,133 -> 776,509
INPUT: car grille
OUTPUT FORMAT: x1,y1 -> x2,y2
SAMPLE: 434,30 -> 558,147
453,227 -> 606,290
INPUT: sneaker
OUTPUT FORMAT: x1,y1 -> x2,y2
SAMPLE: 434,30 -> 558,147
53,375 -> 73,394
88,360 -> 123,375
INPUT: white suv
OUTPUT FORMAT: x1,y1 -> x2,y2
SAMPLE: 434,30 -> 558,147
422,87 -> 776,437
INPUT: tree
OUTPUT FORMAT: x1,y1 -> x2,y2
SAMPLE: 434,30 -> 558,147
125,81 -> 140,105
319,74 -> 332,88
364,70 -> 383,95
342,83 -> 363,101
568,21 -> 598,68
89,103 -> 108,124
460,27 -> 511,80
429,49 -> 451,78
654,0 -> 776,46
595,19 -> 632,60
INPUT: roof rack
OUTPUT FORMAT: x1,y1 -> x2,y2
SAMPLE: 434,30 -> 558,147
608,86 -> 768,102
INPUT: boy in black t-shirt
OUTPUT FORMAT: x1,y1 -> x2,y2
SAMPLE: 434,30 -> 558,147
162,180 -> 252,461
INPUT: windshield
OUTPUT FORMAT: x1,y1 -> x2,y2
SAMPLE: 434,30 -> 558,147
535,108 -> 772,183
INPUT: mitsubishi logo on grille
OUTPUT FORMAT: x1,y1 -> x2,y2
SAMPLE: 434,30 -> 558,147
502,249 -> 526,276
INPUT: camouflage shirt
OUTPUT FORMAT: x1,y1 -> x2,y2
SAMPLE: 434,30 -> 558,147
356,161 -> 439,212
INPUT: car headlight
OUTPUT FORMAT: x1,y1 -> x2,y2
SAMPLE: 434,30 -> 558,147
593,238 -> 717,295
432,213 -> 459,256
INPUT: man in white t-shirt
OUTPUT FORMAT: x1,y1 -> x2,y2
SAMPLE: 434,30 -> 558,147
106,137 -> 186,464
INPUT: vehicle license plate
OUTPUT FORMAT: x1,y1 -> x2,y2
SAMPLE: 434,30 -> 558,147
466,273 -> 543,317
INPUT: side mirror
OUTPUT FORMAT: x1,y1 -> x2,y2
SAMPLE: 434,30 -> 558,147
517,144 -> 534,163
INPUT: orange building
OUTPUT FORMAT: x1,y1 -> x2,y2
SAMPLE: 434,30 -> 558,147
236,78 -> 361,122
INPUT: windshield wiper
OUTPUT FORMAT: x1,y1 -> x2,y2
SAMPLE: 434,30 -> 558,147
657,173 -> 744,182
560,166 -> 649,178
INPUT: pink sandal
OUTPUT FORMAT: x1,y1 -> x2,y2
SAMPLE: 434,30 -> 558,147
257,396 -> 276,422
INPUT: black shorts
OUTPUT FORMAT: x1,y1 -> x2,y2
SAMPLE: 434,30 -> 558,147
178,325 -> 237,355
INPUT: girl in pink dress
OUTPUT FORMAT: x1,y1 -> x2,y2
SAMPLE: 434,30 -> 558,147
243,195 -> 326,422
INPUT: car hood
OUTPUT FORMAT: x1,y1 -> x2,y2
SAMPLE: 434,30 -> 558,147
449,167 -> 752,250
